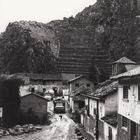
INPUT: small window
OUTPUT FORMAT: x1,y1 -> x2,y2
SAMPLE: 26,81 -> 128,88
93,108 -> 97,115
138,85 -> 140,101
123,85 -> 129,99
87,105 -> 90,116
43,88 -> 46,92
122,116 -> 128,128
31,87 -> 35,93
87,83 -> 90,87
75,83 -> 79,88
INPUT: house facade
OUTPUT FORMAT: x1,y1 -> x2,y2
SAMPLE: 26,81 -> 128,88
81,96 -> 105,138
29,73 -> 62,87
82,80 -> 118,140
77,57 -> 139,140
69,75 -> 94,93
16,73 -> 64,97
112,57 -> 138,76
68,75 -> 94,112
112,66 -> 140,140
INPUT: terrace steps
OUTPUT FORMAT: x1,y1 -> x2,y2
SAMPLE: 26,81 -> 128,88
57,46 -> 112,75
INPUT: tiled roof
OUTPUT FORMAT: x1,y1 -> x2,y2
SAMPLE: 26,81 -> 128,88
111,66 -> 140,80
10,73 -> 62,81
90,80 -> 118,98
101,113 -> 117,127
29,73 -> 62,81
21,93 -> 49,101
112,57 -> 136,64
68,75 -> 84,83
73,85 -> 93,96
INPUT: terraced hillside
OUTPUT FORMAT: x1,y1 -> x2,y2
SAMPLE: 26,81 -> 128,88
57,46 -> 112,76
0,0 -> 139,77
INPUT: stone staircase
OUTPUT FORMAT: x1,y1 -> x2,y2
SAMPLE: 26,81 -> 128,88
57,46 -> 112,76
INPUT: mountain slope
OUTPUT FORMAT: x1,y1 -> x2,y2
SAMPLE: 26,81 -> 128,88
0,0 -> 140,80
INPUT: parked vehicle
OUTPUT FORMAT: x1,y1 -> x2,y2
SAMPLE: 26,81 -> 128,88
44,94 -> 52,100
54,98 -> 65,113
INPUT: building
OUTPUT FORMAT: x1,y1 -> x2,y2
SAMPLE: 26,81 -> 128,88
130,0 -> 140,13
82,80 -> 118,140
69,75 -> 94,92
62,89 -> 69,100
68,75 -> 94,113
111,66 -> 140,140
11,72 -> 62,85
112,57 -> 138,76
79,57 -> 138,140
70,85 -> 92,123
14,73 -> 63,97
29,73 -> 62,86
20,93 -> 48,123
53,97 -> 67,113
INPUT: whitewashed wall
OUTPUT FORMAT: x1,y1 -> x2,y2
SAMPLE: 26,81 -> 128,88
99,102 -> 105,119
69,97 -> 74,112
89,99 -> 97,117
69,78 -> 94,95
89,98 -> 105,119
85,98 -> 88,106
118,84 -> 140,124
20,85 -> 30,96
105,92 -> 118,115
104,122 -> 117,140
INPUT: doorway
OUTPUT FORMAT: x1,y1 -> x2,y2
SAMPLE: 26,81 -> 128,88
108,127 -> 112,140
131,121 -> 137,140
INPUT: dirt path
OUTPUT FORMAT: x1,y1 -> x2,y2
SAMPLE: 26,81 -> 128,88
2,114 -> 78,140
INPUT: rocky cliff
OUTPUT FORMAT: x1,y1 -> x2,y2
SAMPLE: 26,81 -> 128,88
0,0 -> 140,78
49,0 -> 140,61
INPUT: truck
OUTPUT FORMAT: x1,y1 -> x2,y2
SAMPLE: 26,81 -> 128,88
53,97 -> 66,113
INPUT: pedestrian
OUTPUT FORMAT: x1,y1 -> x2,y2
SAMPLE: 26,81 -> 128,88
60,115 -> 62,120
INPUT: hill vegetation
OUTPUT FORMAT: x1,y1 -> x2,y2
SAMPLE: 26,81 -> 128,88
0,0 -> 140,76
0,21 -> 59,74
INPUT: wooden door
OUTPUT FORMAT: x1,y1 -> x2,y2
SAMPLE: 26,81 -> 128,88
108,127 -> 112,140
131,121 -> 137,140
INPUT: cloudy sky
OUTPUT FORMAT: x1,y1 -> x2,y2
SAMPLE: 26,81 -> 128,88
0,0 -> 96,33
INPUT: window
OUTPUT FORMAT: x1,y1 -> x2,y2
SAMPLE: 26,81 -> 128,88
123,85 -> 129,99
122,116 -> 128,129
87,83 -> 90,87
31,87 -> 35,93
86,99 -> 90,116
93,108 -> 97,115
87,105 -> 90,116
43,88 -> 46,92
75,83 -> 79,88
138,85 -> 140,101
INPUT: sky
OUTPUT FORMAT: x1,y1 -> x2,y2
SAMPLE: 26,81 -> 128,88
0,0 -> 96,33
